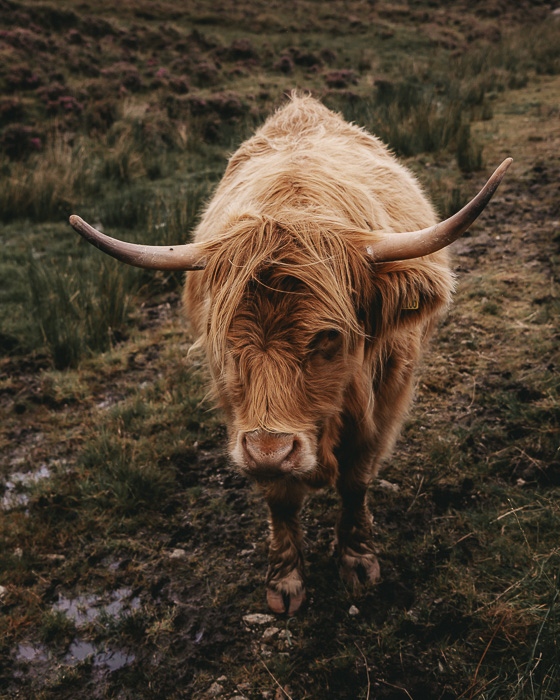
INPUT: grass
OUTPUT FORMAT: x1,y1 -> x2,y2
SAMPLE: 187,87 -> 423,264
1,1 -> 560,698
27,255 -> 137,369
0,8 -> 558,366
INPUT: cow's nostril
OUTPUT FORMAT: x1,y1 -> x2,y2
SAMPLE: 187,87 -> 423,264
287,438 -> 300,462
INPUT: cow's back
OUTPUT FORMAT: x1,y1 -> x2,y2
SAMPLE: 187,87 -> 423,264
193,94 -> 437,244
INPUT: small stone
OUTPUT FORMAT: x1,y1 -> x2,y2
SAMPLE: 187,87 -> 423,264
207,682 -> 224,697
349,605 -> 360,616
377,479 -> 399,493
217,676 -> 228,682
262,626 -> 280,642
0,585 -> 6,599
169,548 -> 187,559
242,613 -> 275,626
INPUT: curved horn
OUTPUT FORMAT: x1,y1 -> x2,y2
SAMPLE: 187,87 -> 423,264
367,158 -> 512,262
69,215 -> 206,271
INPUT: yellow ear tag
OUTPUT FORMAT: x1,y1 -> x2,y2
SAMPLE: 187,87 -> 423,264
402,298 -> 419,310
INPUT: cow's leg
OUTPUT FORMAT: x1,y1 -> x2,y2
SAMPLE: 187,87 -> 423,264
262,482 -> 306,615
335,351 -> 418,591
335,457 -> 381,592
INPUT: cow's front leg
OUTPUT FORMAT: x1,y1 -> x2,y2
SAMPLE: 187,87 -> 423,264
335,471 -> 380,593
262,482 -> 306,615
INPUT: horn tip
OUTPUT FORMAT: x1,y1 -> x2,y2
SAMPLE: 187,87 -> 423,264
69,214 -> 81,227
491,157 -> 513,185
499,157 -> 513,174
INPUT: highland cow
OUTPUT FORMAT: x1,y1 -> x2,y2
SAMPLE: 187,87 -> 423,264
70,94 -> 511,614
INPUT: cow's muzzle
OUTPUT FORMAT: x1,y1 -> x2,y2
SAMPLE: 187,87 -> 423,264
234,429 -> 315,478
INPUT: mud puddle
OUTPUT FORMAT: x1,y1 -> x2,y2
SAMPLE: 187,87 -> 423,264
1,463 -> 51,510
52,587 -> 141,626
14,588 -> 140,683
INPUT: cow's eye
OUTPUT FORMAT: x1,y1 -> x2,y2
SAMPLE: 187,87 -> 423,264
309,329 -> 343,358
325,329 -> 340,342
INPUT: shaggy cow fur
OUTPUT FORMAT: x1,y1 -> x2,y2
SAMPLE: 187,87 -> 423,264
184,94 -> 455,614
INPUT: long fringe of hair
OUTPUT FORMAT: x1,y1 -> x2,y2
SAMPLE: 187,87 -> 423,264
199,210 -> 376,372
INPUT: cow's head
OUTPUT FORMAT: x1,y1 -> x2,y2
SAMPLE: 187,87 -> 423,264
69,158 -> 511,482
198,213 -> 374,484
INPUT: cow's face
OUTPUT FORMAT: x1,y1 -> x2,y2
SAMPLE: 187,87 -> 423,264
212,270 -> 367,482
198,217 -> 374,483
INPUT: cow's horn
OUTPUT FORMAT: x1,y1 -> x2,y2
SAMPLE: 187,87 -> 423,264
367,158 -> 512,262
69,215 -> 206,270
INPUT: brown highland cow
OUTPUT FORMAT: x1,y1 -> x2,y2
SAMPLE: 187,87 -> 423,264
70,94 -> 511,614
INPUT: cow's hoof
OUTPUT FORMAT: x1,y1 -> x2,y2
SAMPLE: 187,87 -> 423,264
338,547 -> 380,593
266,569 -> 306,615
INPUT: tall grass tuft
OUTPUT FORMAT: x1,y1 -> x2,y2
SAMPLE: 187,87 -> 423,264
0,106 -> 192,224
28,253 -> 138,369
336,79 -> 483,169
24,181 -> 208,368
146,182 -> 209,246
425,172 -> 468,219
456,122 -> 483,173
0,134 -> 86,223
100,102 -> 187,185
451,22 -> 560,90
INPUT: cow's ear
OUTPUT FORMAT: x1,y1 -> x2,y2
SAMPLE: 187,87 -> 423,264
364,259 -> 455,339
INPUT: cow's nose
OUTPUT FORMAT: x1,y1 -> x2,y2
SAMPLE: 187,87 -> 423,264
242,430 -> 297,472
